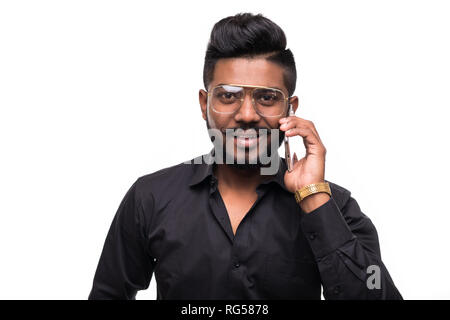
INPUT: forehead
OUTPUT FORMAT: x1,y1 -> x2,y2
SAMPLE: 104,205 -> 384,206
211,58 -> 286,93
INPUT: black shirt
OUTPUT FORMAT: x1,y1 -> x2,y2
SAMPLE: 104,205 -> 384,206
88,150 -> 402,300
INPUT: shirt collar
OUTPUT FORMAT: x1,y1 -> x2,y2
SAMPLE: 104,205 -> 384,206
188,148 -> 289,192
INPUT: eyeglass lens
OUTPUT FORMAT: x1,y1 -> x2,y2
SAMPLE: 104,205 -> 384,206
210,85 -> 287,117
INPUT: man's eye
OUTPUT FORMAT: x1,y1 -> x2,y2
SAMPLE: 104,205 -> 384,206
219,92 -> 235,99
256,94 -> 278,103
260,95 -> 276,101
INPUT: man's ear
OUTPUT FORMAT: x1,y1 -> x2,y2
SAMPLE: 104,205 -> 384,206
199,89 -> 208,121
290,96 -> 299,113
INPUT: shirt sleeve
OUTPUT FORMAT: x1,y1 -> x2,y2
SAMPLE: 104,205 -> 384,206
299,185 -> 403,300
88,180 -> 155,300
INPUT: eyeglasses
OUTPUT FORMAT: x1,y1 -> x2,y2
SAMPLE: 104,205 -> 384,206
207,84 -> 290,117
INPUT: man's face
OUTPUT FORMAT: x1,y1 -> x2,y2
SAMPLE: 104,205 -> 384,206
199,57 -> 298,167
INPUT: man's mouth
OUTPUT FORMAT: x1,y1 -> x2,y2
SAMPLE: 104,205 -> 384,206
230,130 -> 270,148
234,135 -> 257,148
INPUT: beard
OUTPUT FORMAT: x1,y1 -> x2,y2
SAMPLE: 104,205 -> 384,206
206,118 -> 285,171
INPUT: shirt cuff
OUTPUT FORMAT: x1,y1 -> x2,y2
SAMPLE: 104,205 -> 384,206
299,195 -> 355,259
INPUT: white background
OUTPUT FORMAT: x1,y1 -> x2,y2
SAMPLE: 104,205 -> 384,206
1,0 -> 449,300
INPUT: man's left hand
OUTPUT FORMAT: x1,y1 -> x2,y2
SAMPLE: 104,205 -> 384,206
279,115 -> 327,193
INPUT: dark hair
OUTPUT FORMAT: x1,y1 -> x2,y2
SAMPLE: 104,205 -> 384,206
203,13 -> 296,96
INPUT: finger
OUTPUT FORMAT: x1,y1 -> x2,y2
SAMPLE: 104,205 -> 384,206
282,118 -> 321,142
281,120 -> 319,141
279,119 -> 297,131
306,121 -> 323,143
279,115 -> 311,123
285,127 -> 325,155
279,117 -> 310,131
279,115 -> 302,125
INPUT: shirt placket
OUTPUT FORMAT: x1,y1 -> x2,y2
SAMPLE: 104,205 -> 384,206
209,179 -> 269,298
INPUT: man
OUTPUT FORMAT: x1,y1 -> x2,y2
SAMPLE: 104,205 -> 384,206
88,13 -> 402,300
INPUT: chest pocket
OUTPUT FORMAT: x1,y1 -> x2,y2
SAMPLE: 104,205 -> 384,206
262,255 -> 321,300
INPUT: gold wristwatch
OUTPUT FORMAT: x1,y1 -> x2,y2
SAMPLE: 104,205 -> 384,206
294,182 -> 332,204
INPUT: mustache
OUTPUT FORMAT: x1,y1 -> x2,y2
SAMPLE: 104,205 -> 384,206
220,127 -> 273,134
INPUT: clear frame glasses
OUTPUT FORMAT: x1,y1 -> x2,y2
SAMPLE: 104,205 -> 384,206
207,84 -> 290,118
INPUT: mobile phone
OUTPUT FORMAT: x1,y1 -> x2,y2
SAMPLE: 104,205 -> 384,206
284,104 -> 294,172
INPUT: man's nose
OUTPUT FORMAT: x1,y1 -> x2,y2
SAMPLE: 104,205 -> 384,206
234,94 -> 261,123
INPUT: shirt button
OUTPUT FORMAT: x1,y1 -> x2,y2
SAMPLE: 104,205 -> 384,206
309,233 -> 317,240
234,262 -> 240,268
333,286 -> 341,295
